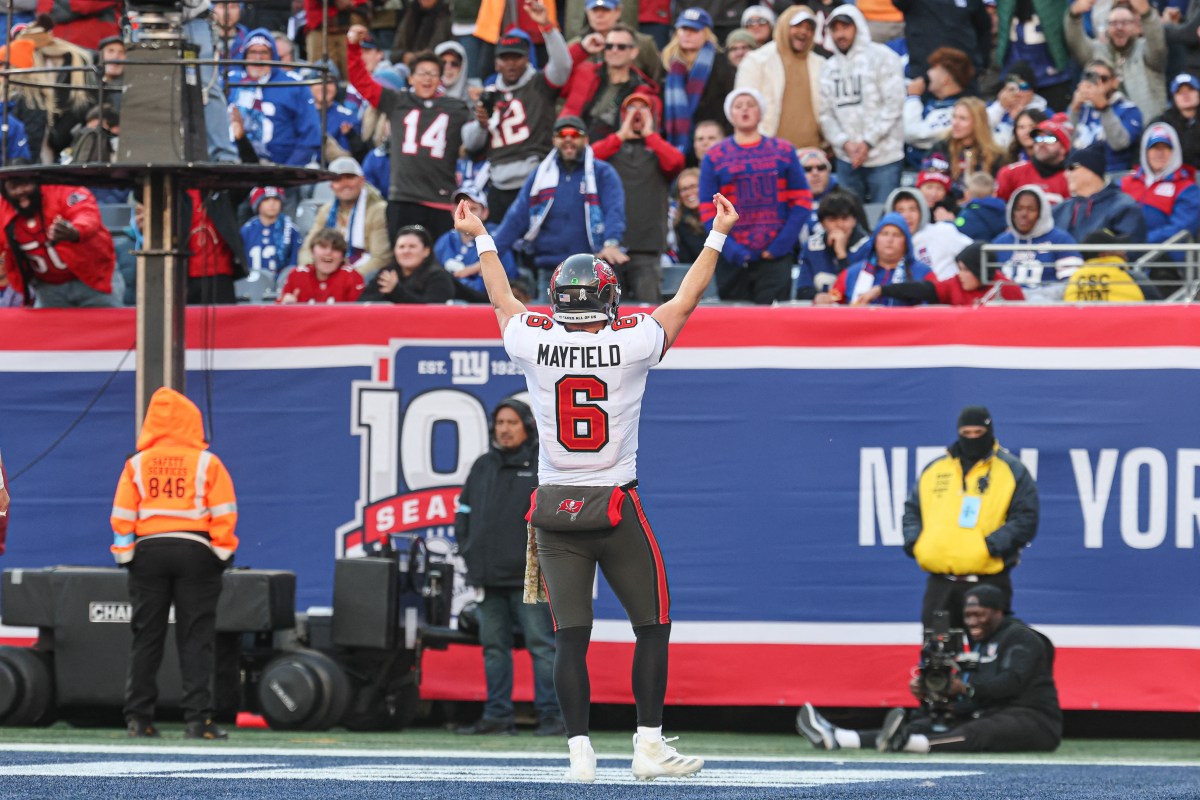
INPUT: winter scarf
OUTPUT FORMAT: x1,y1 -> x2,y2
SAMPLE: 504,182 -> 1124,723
663,42 -> 715,151
525,148 -> 605,251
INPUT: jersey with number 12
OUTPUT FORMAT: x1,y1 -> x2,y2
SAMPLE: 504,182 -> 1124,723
504,311 -> 666,486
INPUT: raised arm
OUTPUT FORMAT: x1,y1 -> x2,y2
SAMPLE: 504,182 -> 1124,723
454,200 -> 527,331
651,193 -> 738,349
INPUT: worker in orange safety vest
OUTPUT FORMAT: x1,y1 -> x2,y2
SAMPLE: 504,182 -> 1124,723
110,387 -> 238,740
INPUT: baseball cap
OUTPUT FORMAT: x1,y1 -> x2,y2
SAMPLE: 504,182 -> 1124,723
309,58 -> 340,84
97,35 -> 125,52
495,34 -> 530,56
359,36 -> 380,50
916,170 -> 952,190
789,8 -> 817,26
1171,73 -> 1200,94
963,584 -> 1006,611
587,0 -> 620,9
1145,123 -> 1174,149
554,115 -> 588,136
328,156 -> 364,177
675,7 -> 713,30
250,186 -> 284,211
741,4 -> 776,27
454,183 -> 488,207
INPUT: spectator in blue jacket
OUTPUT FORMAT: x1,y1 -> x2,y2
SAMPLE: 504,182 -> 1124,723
0,108 -> 29,162
1054,143 -> 1149,244
363,141 -> 391,196
992,184 -> 1082,302
433,185 -> 517,302
227,28 -> 322,167
795,189 -> 871,299
491,115 -> 626,289
1066,57 -> 1144,171
814,211 -> 934,305
240,187 -> 301,289
307,60 -> 363,158
1120,122 -> 1200,263
954,171 -> 1009,241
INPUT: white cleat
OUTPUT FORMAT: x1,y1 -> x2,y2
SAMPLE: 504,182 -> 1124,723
631,733 -> 704,781
565,738 -> 597,783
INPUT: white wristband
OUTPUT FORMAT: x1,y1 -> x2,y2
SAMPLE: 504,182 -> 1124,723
475,234 -> 497,255
704,231 -> 727,252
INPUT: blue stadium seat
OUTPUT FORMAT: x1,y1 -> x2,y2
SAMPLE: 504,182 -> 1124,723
660,263 -> 718,301
294,199 -> 325,237
98,203 -> 134,231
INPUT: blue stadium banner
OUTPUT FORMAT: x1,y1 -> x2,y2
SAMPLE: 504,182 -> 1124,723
0,305 -> 1197,711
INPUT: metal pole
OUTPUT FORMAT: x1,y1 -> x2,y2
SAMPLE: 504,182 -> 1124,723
135,172 -> 186,431
2,0 -> 12,166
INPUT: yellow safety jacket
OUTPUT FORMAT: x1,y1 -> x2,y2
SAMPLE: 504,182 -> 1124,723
903,441 -> 1039,576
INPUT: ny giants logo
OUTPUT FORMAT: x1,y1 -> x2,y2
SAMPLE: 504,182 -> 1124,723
336,341 -> 529,557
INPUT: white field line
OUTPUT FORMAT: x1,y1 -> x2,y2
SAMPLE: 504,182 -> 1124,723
0,743 -> 1197,769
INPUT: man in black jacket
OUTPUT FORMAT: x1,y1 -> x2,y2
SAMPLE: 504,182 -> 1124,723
798,585 -> 1062,753
454,399 -> 564,737
1152,73 -> 1200,170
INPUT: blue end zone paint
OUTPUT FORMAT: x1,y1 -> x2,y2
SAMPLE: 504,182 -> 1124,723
0,747 -> 1197,800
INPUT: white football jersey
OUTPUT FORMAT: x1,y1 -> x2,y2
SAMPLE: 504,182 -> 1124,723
504,311 -> 666,486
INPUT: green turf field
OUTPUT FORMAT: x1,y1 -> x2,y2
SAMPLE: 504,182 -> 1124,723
0,723 -> 1195,763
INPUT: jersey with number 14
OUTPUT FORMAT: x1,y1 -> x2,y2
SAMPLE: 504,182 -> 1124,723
504,311 -> 666,486
377,92 -> 471,206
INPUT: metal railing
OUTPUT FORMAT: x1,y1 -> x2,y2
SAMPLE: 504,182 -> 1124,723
980,234 -> 1200,304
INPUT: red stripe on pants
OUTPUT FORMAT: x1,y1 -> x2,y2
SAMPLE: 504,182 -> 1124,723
628,488 -> 670,624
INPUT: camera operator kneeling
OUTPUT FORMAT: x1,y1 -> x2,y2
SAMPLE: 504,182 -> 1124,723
797,585 -> 1061,753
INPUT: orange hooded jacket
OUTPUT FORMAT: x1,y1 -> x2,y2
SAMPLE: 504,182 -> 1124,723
110,388 -> 238,564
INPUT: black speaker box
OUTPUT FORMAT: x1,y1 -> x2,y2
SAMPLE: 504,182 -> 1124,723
332,558 -> 397,650
1,568 -> 56,627
117,40 -> 207,163
51,568 -> 182,707
216,570 -> 295,632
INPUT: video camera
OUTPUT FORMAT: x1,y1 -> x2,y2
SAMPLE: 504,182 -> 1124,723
919,610 -> 979,713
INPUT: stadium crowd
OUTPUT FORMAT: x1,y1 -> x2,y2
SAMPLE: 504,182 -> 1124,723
0,0 -> 1196,308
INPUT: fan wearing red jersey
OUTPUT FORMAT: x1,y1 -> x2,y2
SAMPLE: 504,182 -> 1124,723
277,228 -> 365,304
452,193 -> 737,783
0,179 -> 119,307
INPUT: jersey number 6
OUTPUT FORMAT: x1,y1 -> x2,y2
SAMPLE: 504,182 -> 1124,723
555,375 -> 610,452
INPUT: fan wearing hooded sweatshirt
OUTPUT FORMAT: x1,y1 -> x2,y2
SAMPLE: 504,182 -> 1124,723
735,5 -> 826,148
823,211 -> 934,305
1120,122 -> 1200,263
436,41 -> 473,100
991,185 -> 1081,302
817,5 -> 906,195
886,186 -> 973,280
226,29 -> 322,166
111,387 -> 237,738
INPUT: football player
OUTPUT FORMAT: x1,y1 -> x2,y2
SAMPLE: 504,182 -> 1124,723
452,192 -> 737,783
